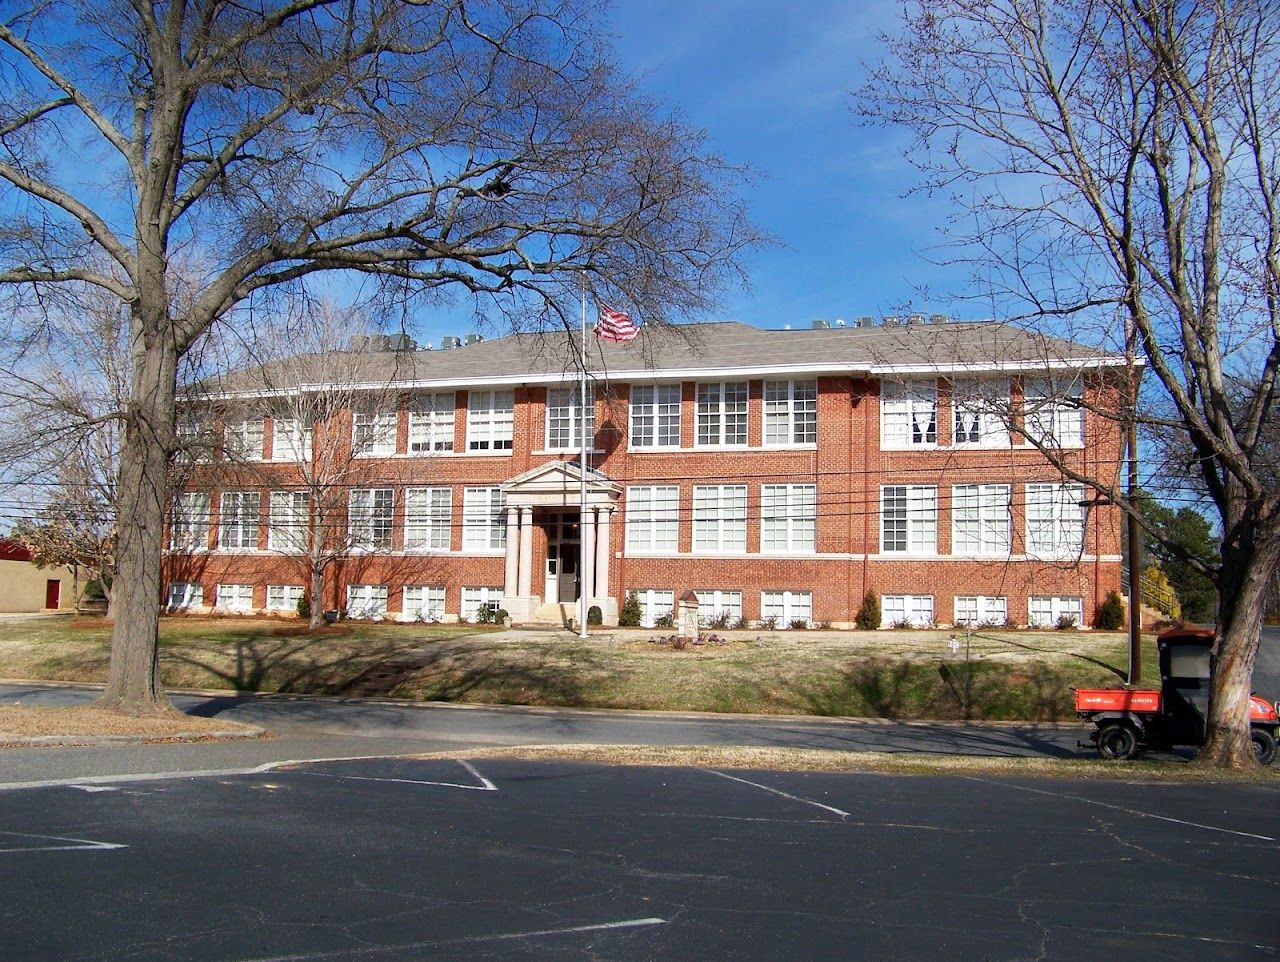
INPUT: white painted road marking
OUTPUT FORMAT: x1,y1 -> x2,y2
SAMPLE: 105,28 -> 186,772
0,830 -> 126,853
287,759 -> 497,792
705,769 -> 850,818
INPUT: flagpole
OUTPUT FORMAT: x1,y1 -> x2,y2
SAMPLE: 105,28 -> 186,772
579,275 -> 589,639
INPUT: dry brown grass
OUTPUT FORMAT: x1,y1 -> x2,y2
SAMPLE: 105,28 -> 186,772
0,705 -> 260,743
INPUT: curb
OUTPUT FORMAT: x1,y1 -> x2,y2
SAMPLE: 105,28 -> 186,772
0,725 -> 266,747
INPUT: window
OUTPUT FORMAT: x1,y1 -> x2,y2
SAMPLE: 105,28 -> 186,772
881,380 -> 937,447
403,585 -> 446,622
462,488 -> 507,550
167,582 -> 203,610
761,590 -> 813,627
216,583 -> 254,611
461,586 -> 502,622
267,585 -> 305,612
761,484 -> 817,553
545,385 -> 595,450
268,491 -> 309,553
696,589 -> 742,627
954,595 -> 1008,627
951,484 -> 1011,556
405,487 -> 451,551
271,417 -> 312,462
693,485 -> 747,552
346,584 -> 388,620
1028,595 -> 1083,628
1024,377 -> 1084,448
696,382 -> 748,446
409,393 -> 455,453
882,594 -> 935,628
1026,483 -> 1085,559
764,380 -> 817,445
632,589 -> 674,628
170,492 -> 210,550
218,491 -> 260,549
629,384 -> 682,448
176,412 -> 212,462
352,405 -> 397,456
625,486 -> 680,552
952,378 -> 1009,446
348,488 -> 393,550
881,486 -> 937,554
467,390 -> 514,451
224,417 -> 264,461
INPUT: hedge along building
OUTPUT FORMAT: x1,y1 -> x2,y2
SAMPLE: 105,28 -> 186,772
164,319 -> 1132,629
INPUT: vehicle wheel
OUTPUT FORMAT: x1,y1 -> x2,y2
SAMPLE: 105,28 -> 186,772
1096,722 -> 1140,760
1251,728 -> 1277,766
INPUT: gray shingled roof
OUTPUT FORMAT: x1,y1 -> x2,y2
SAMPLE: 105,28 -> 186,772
203,320 -> 1126,396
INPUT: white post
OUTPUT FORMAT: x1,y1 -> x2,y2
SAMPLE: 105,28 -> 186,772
579,276 -> 589,638
517,506 -> 533,597
581,507 -> 597,605
503,506 -> 519,600
595,507 -> 611,609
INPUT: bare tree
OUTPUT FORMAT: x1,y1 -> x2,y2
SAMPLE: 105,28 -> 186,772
861,0 -> 1280,766
0,1 -> 758,714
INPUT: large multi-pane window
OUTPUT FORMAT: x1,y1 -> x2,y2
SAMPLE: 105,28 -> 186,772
954,595 -> 1008,627
271,417 -> 312,462
216,583 -> 254,611
267,585 -> 305,612
545,385 -> 595,450
170,492 -> 210,550
167,582 -> 203,610
695,382 -> 748,446
348,488 -> 393,550
632,589 -> 674,628
629,384 -> 682,448
696,589 -> 742,626
224,417 -> 264,461
692,485 -> 748,552
218,491 -> 260,549
764,380 -> 817,445
409,393 -> 455,453
1026,483 -> 1085,559
882,594 -> 935,628
761,590 -> 813,627
405,487 -> 452,551
268,491 -> 309,553
176,412 -> 212,462
1028,595 -> 1084,628
462,487 -> 507,550
625,486 -> 680,552
403,585 -> 446,622
761,484 -> 817,553
352,406 -> 398,456
466,390 -> 514,451
346,584 -> 388,620
461,586 -> 502,622
881,485 -> 938,554
952,378 -> 1009,446
1024,377 -> 1084,447
951,484 -> 1011,556
881,380 -> 938,447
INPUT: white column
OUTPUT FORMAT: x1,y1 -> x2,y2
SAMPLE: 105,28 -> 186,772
503,506 -> 519,598
580,506 -> 596,603
595,507 -> 611,601
517,506 -> 533,597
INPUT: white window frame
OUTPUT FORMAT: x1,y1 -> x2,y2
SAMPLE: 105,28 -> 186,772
761,484 -> 817,553
882,594 -> 935,628
763,380 -> 817,445
408,392 -> 455,453
761,590 -> 813,627
633,588 -> 675,628
545,384 -> 595,451
695,382 -> 748,447
881,379 -> 938,448
268,490 -> 309,553
1026,483 -> 1086,559
271,416 -> 313,463
625,485 -> 680,553
266,584 -> 305,612
405,487 -> 452,551
171,492 -> 210,551
692,484 -> 747,553
880,485 -> 938,554
402,585 -> 447,622
951,484 -> 1011,556
466,390 -> 514,452
1028,595 -> 1084,628
218,491 -> 260,550
461,586 -> 502,622
176,412 -> 212,462
224,417 -> 264,461
954,595 -> 1008,627
696,589 -> 742,626
346,584 -> 388,620
1024,377 -> 1085,448
629,383 -> 682,449
348,488 -> 393,551
352,405 -> 398,457
216,583 -> 254,612
167,582 -> 203,610
462,488 -> 507,551
952,378 -> 1010,447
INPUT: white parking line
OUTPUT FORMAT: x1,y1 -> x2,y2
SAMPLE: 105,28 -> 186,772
0,830 -> 126,853
286,759 -> 496,792
705,769 -> 850,818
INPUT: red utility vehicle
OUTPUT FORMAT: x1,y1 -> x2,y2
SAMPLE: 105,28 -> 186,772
1075,628 -> 1280,764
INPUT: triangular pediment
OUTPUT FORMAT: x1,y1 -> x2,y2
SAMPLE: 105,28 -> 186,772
500,460 -> 621,505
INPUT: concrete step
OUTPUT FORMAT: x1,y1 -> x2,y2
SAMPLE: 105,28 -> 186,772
529,601 -> 574,627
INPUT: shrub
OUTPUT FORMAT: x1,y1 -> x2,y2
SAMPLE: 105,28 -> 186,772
891,618 -> 913,629
855,591 -> 881,630
1094,591 -> 1125,630
816,620 -> 832,630
707,611 -> 731,630
473,604 -> 494,624
789,618 -> 810,630
758,615 -> 779,630
655,613 -> 674,628
587,605 -> 602,626
1055,612 -> 1079,630
495,608 -> 509,625
618,591 -> 642,627
296,595 -> 310,619
731,615 -> 751,630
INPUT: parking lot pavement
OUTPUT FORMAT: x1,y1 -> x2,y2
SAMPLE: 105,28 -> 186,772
1,755 -> 1276,961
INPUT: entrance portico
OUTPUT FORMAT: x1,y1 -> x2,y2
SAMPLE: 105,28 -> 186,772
499,461 -> 622,625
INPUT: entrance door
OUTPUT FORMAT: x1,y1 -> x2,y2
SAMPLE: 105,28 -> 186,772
543,512 -> 580,603
44,579 -> 60,610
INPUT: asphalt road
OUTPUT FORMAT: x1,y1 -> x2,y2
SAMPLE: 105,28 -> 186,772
2,754 -> 1276,961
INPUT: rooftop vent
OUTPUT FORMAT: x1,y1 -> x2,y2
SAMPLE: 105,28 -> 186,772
440,335 -> 462,350
929,313 -> 949,325
812,319 -> 830,330
882,315 -> 901,326
388,333 -> 417,352
347,334 -> 370,351
905,313 -> 926,325
834,318 -> 846,328
464,332 -> 485,345
856,315 -> 874,328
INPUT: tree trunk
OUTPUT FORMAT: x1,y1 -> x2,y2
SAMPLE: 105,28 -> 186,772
309,556 -> 325,631
98,323 -> 178,715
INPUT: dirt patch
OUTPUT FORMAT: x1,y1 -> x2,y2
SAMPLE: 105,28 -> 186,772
0,705 -> 260,743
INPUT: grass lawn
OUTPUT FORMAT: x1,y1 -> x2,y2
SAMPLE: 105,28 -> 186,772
0,616 -> 1158,722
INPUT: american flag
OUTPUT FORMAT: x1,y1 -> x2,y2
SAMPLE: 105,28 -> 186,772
595,304 -> 639,342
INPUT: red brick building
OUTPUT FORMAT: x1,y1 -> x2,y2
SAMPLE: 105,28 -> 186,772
165,320 -> 1129,628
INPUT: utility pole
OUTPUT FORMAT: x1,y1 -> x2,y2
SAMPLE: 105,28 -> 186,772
1125,316 -> 1142,685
